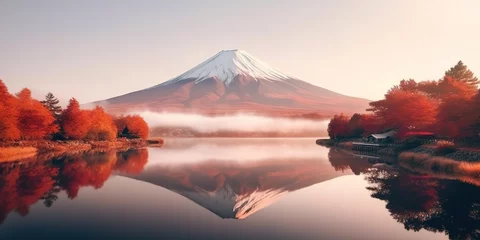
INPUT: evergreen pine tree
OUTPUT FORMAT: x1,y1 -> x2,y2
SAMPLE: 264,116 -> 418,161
445,61 -> 479,87
122,126 -> 130,135
41,93 -> 63,118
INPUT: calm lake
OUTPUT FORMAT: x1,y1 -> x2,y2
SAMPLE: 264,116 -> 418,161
1,138 -> 479,240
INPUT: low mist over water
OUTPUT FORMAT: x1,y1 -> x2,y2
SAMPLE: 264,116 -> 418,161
133,111 -> 329,134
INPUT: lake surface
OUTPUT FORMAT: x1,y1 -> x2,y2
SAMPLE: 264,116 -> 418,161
1,138 -> 479,240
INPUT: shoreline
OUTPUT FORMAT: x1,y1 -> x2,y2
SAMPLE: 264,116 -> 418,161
0,138 -> 164,163
316,138 -> 480,178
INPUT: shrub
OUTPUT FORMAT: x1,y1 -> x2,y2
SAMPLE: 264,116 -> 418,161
114,115 -> 149,140
435,140 -> 456,155
398,138 -> 423,151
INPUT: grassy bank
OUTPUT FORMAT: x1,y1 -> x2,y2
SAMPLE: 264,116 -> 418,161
399,152 -> 480,177
0,147 -> 37,163
0,138 -> 164,162
318,138 -> 480,177
316,138 -> 357,148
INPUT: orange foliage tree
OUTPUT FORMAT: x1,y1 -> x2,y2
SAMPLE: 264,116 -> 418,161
114,115 -> 149,139
327,114 -> 350,139
16,88 -> 57,139
0,80 -> 20,140
368,89 -> 438,134
61,98 -> 91,140
84,106 -> 117,141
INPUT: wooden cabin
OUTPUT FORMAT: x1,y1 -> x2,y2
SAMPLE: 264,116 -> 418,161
366,130 -> 398,143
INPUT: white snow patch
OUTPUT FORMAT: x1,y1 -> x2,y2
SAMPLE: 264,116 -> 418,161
154,50 -> 294,87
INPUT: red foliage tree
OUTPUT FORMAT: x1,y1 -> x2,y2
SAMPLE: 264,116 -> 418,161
0,80 -> 20,140
328,114 -> 350,139
434,76 -> 477,99
114,115 -> 149,139
84,106 -> 117,141
61,98 -> 90,140
368,89 -> 438,134
16,88 -> 57,139
348,113 -> 383,137
436,95 -> 474,138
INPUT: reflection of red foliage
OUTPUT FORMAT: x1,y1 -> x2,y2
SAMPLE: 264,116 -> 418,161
61,152 -> 117,199
0,165 -> 58,223
0,148 -> 148,223
115,149 -> 149,174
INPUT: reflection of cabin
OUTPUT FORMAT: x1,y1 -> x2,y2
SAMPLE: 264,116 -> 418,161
367,130 -> 397,143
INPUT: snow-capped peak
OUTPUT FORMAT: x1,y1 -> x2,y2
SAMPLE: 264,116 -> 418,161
156,49 -> 293,87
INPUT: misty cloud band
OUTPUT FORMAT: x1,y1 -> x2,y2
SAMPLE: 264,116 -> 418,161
132,111 -> 329,133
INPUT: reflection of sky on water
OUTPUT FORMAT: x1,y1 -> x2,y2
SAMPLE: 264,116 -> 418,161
0,139 -> 452,240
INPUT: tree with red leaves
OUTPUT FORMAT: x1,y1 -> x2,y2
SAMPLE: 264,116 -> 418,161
368,89 -> 438,134
0,80 -> 20,140
328,114 -> 350,139
61,98 -> 90,140
16,88 -> 57,139
348,113 -> 383,137
114,115 -> 149,139
445,60 -> 479,87
84,106 -> 117,141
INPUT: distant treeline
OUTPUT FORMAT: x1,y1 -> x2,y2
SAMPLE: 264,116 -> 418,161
0,80 -> 149,141
328,61 -> 480,141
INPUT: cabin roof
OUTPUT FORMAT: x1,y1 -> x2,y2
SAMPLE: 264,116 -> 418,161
369,130 -> 397,139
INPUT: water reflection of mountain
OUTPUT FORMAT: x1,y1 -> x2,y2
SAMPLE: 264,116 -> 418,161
127,147 -> 373,220
0,149 -> 148,224
366,168 -> 480,240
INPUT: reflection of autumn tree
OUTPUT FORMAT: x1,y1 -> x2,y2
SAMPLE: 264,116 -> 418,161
0,148 -> 148,224
328,148 -> 371,175
0,165 -> 58,223
115,149 -> 149,174
41,186 -> 61,207
58,152 -> 118,199
366,168 -> 480,240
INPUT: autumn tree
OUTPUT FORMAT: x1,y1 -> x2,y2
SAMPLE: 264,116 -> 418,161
445,60 -> 479,87
391,79 -> 419,92
84,106 -> 117,141
327,114 -> 350,139
436,95 -> 475,139
41,93 -> 62,119
114,115 -> 149,139
61,98 -> 90,140
348,113 -> 383,137
0,80 -> 20,140
433,78 -> 478,139
434,76 -> 477,99
368,89 -> 438,134
16,88 -> 57,139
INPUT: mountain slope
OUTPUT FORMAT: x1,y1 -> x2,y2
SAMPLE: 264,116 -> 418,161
93,50 -> 370,116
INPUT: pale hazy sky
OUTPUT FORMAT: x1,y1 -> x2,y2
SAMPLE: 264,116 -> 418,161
1,0 -> 479,103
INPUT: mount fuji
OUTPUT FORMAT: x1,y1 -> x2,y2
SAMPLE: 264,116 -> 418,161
94,50 -> 369,116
